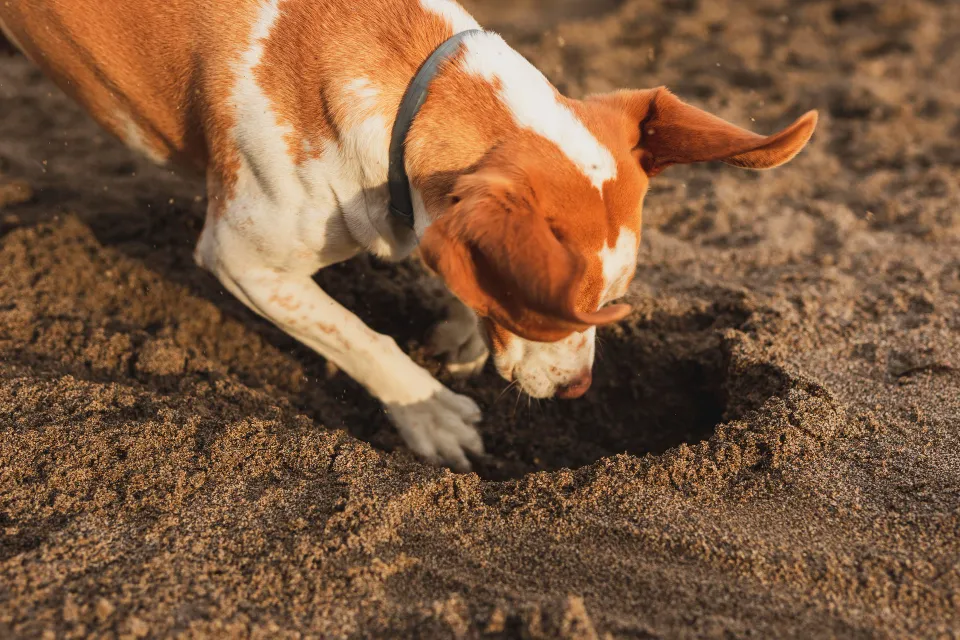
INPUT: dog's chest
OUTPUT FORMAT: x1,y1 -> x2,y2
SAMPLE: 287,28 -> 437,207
220,2 -> 407,270
224,109 -> 405,272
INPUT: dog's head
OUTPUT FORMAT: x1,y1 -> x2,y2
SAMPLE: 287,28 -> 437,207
421,87 -> 817,399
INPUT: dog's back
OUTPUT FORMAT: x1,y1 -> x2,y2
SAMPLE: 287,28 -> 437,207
0,0 -> 222,167
0,0 -> 470,173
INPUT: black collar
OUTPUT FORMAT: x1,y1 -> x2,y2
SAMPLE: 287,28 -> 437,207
388,29 -> 483,229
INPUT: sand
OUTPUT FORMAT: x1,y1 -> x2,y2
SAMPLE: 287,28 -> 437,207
1,0 -> 959,637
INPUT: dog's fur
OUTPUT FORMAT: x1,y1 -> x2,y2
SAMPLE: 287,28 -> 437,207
0,0 -> 817,470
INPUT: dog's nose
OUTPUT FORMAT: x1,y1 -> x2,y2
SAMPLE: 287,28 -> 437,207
556,369 -> 592,399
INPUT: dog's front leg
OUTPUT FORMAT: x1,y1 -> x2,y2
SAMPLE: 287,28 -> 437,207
214,266 -> 484,471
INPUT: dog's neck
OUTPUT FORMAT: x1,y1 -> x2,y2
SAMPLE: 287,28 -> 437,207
387,29 -> 483,231
399,31 -> 513,236
393,31 -> 572,241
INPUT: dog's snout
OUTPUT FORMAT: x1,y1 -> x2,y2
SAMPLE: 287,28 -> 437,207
556,369 -> 592,399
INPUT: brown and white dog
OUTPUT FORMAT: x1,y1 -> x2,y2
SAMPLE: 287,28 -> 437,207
0,0 -> 817,470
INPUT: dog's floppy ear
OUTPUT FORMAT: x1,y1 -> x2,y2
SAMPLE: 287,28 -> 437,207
596,87 -> 818,176
420,169 -> 630,342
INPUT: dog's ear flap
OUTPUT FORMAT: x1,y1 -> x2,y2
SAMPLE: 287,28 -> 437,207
420,170 -> 630,342
597,87 -> 818,176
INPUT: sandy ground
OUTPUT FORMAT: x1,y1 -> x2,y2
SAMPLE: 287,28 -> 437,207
1,0 -> 959,637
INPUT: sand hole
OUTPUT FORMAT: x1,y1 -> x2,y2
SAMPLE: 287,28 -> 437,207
469,306 -> 748,481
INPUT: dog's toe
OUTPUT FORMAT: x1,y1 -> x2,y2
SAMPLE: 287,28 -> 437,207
386,389 -> 484,471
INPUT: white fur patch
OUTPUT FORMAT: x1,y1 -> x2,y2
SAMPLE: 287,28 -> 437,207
419,0 -> 481,33
460,33 -> 617,193
116,112 -> 167,165
599,228 -> 639,302
411,187 -> 431,238
345,78 -> 379,103
340,78 -> 390,179
231,0 -> 300,208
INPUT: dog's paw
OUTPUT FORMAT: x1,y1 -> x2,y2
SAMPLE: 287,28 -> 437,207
428,312 -> 489,379
386,387 -> 484,472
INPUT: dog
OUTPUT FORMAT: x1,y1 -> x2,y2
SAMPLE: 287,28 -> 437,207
0,0 -> 817,471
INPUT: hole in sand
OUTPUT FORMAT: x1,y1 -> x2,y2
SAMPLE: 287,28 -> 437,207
467,305 -> 750,481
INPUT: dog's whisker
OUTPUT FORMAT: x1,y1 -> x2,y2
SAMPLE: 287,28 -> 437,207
495,379 -> 519,405
596,335 -> 608,360
511,386 -> 523,418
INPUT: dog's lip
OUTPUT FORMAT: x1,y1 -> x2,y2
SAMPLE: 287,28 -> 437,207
490,354 -> 516,382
